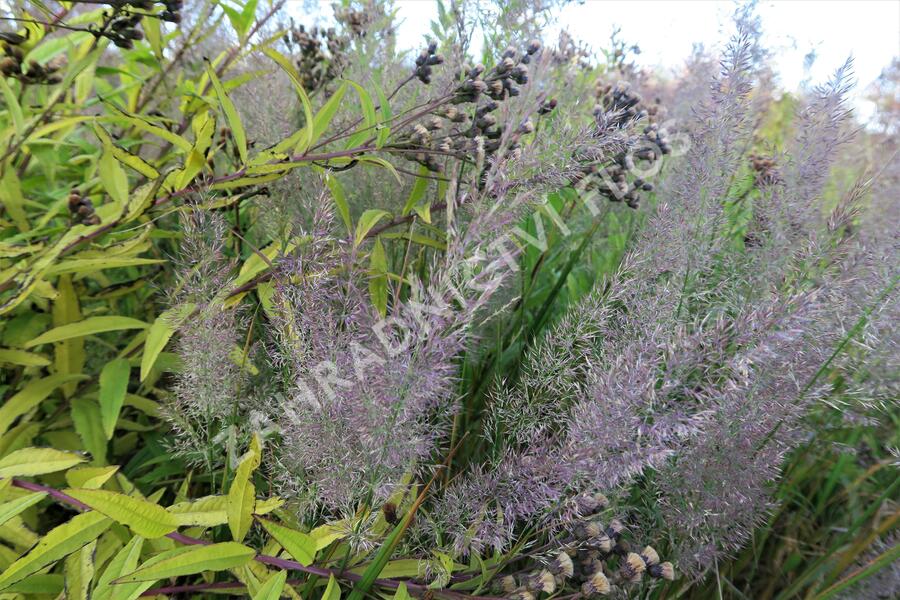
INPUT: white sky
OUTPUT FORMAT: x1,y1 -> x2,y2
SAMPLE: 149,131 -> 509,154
389,0 -> 900,120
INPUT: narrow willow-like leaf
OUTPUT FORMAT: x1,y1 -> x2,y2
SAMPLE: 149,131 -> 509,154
0,374 -> 87,437
0,511 -> 111,591
324,173 -> 353,236
25,316 -> 149,348
227,434 -> 261,542
262,48 -> 314,153
256,518 -> 316,566
0,447 -> 86,477
169,494 -> 281,527
369,237 -> 389,318
206,61 -> 248,164
113,542 -> 255,584
392,582 -> 411,600
253,569 -> 288,600
65,466 -> 119,490
0,347 -> 51,367
71,398 -> 107,465
91,535 -> 143,600
53,274 -> 83,397
312,82 -> 347,144
140,303 -> 195,381
0,493 -> 47,527
99,359 -> 130,440
65,488 -> 178,539
354,209 -> 391,247
323,574 -> 342,600
64,538 -> 97,600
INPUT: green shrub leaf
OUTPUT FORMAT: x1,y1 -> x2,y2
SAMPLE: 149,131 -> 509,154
65,488 -> 178,539
0,511 -> 111,591
0,447 -> 86,477
25,316 -> 150,348
227,434 -> 261,542
256,518 -> 316,566
253,569 -> 288,600
113,542 -> 255,584
99,358 -> 130,440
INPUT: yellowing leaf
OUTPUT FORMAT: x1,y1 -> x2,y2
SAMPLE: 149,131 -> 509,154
0,493 -> 47,528
140,303 -> 195,381
312,82 -> 347,144
257,518 -> 316,567
0,447 -> 86,477
70,398 -> 107,466
369,237 -> 389,318
98,145 -> 129,207
324,173 -> 352,236
64,488 -> 177,539
52,275 -> 84,397
0,348 -> 50,367
0,511 -> 111,591
169,493 -> 280,527
253,569 -> 287,600
25,316 -> 149,348
64,538 -> 97,600
0,374 -> 86,438
98,359 -> 130,440
0,166 -> 29,232
0,381 -> 56,426
354,209 -> 391,247
393,582 -> 411,600
323,574 -> 342,600
262,48 -> 314,154
227,434 -> 261,542
65,466 -> 119,490
207,62 -> 247,164
114,542 -> 255,584
91,535 -> 143,600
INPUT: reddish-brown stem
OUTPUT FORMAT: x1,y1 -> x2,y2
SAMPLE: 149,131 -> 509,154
8,479 -> 500,600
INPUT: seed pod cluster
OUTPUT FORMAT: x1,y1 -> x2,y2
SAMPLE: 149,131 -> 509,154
414,41 -> 444,84
493,494 -> 674,598
581,80 -> 673,208
68,190 -> 101,226
1,36 -> 65,84
284,22 -> 349,93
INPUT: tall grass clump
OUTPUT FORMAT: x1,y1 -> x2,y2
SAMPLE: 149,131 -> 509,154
0,1 -> 895,599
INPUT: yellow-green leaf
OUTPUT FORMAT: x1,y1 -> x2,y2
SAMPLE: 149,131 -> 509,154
70,398 -> 107,466
253,569 -> 287,600
0,511 -> 111,591
354,209 -> 391,247
140,303 -> 195,381
324,173 -> 352,236
0,374 -> 86,438
114,542 -> 255,584
393,582 -> 411,600
169,493 -> 280,527
0,493 -> 47,527
369,237 -> 388,318
257,518 -> 316,566
207,61 -> 248,164
98,359 -> 130,440
262,48 -> 314,154
0,447 -> 86,477
64,488 -> 177,539
65,466 -> 119,490
98,145 -> 129,207
91,535 -> 143,600
0,165 -> 29,232
323,574 -> 342,600
25,316 -> 149,348
227,434 -> 261,542
0,348 -> 50,367
64,538 -> 96,600
52,275 -> 84,397
312,82 -> 347,144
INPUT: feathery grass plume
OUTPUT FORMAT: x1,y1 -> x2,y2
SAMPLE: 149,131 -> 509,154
164,208 -> 247,468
